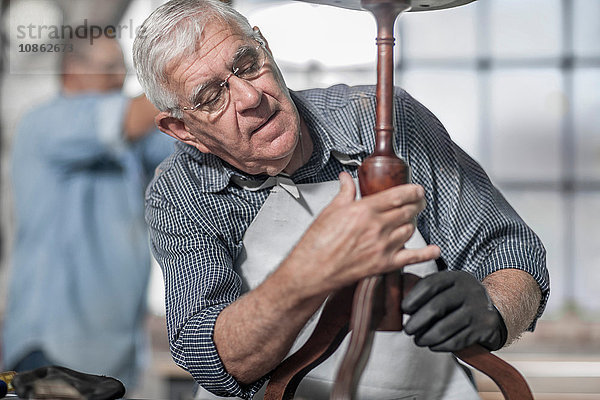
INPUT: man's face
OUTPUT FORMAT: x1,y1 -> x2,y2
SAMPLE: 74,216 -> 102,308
164,24 -> 301,176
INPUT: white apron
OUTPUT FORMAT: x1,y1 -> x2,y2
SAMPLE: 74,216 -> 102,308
196,177 -> 480,400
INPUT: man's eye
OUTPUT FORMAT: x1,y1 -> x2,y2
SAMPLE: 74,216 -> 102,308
197,87 -> 223,109
237,60 -> 260,78
234,50 -> 261,78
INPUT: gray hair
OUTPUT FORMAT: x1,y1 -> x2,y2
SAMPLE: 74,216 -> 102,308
133,0 -> 259,119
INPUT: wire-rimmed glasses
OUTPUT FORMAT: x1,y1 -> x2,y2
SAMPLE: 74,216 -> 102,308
181,40 -> 267,117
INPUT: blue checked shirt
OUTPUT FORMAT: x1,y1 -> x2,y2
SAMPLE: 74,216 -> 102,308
146,84 -> 549,398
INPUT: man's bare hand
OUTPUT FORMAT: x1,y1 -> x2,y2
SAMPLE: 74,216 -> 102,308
284,172 -> 440,296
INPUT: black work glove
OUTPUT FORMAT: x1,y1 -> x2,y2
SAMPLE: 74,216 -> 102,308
402,270 -> 508,352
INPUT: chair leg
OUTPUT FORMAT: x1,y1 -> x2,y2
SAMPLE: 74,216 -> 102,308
264,285 -> 355,400
267,272 -> 534,400
330,276 -> 386,400
454,345 -> 534,400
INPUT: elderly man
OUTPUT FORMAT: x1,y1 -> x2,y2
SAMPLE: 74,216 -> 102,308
133,0 -> 549,398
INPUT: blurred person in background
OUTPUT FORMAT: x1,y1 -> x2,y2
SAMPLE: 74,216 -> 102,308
1,31 -> 173,389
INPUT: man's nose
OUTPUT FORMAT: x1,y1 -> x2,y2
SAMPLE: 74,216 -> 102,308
229,76 -> 262,111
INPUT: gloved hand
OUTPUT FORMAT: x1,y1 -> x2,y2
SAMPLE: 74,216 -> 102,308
402,270 -> 508,352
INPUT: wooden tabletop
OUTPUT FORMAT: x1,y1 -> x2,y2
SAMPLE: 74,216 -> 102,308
297,0 -> 476,12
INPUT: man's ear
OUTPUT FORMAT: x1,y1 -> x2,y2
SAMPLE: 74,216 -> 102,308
155,112 -> 210,153
253,26 -> 272,54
